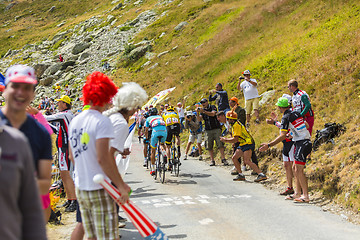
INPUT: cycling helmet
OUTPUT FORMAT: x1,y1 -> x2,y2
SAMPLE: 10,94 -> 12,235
226,110 -> 238,120
144,112 -> 150,118
167,106 -> 176,112
149,107 -> 158,116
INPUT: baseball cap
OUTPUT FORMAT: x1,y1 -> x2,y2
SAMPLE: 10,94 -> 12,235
55,95 -> 72,105
229,97 -> 239,104
242,70 -> 251,75
5,64 -> 37,85
276,97 -> 290,108
200,98 -> 208,104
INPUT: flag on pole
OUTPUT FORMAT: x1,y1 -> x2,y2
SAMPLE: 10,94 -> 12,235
116,122 -> 137,175
143,87 -> 176,109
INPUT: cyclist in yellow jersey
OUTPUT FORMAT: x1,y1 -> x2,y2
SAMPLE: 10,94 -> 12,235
162,106 -> 181,169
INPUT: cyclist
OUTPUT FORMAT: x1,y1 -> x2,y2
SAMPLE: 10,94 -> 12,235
162,106 -> 181,169
145,108 -> 167,176
141,112 -> 151,167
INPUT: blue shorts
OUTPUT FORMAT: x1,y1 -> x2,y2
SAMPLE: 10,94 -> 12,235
150,130 -> 167,148
237,143 -> 255,152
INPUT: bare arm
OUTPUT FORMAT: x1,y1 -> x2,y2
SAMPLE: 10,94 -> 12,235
97,138 -> 130,204
220,136 -> 239,144
259,131 -> 287,151
37,159 -> 52,195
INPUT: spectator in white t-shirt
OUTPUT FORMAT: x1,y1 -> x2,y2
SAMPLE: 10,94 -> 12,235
69,71 -> 130,240
237,69 -> 260,126
177,99 -> 186,132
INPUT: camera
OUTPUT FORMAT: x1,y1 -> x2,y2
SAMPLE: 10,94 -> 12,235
239,76 -> 245,80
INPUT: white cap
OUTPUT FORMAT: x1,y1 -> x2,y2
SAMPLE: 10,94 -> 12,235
5,64 -> 37,85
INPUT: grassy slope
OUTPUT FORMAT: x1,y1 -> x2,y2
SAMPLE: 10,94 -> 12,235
1,0 -> 359,214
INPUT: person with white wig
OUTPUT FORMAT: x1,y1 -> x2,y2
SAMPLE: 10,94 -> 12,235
104,82 -> 148,159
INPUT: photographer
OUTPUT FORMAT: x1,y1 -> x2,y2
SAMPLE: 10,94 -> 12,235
197,98 -> 228,166
184,111 -> 203,160
237,70 -> 260,126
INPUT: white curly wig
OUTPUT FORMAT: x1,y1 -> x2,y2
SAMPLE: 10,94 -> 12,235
104,82 -> 148,116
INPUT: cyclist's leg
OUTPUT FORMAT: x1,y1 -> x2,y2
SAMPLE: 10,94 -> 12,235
165,126 -> 172,160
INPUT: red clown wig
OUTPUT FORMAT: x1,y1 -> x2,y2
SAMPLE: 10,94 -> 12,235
82,71 -> 118,106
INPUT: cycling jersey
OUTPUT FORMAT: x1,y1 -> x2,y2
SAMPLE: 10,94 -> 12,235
145,115 -> 167,148
162,111 -> 180,126
45,109 -> 73,148
231,120 -> 253,146
280,109 -> 310,142
292,89 -> 314,117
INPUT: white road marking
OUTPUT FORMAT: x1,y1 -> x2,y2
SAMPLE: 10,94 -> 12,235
234,194 -> 252,198
182,196 -> 192,200
199,218 -> 214,225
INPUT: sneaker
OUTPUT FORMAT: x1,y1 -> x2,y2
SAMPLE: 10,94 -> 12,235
254,173 -> 267,182
280,187 -> 295,195
184,155 -> 187,160
233,173 -> 245,181
118,216 -> 127,222
209,161 -> 215,166
143,158 -> 147,167
65,200 -> 78,212
251,171 -> 258,176
221,159 -> 229,166
150,171 -> 155,176
118,222 -> 126,228
199,155 -> 203,160
231,169 -> 238,175
57,200 -> 71,208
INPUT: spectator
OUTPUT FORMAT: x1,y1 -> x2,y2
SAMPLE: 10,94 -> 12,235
65,84 -> 71,96
259,97 -> 312,203
219,111 -> 267,182
59,54 -> 64,62
1,64 -> 52,222
177,99 -> 186,132
197,98 -> 228,166
237,70 -> 260,126
0,123 -> 47,240
229,97 -> 246,126
288,79 -> 315,135
45,95 -> 77,212
209,83 -> 230,113
184,110 -> 203,160
265,94 -> 295,195
69,71 -> 130,240
102,61 -> 110,71
55,83 -> 61,98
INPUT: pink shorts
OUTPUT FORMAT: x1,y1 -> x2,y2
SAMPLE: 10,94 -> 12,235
41,194 -> 51,209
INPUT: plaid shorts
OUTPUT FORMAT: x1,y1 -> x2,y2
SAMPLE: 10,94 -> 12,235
76,188 -> 118,239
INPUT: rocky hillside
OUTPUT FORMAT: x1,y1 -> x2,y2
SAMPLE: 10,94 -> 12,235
1,0 -> 360,220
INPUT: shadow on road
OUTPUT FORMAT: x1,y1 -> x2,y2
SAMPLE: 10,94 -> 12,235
180,173 -> 211,178
166,179 -> 197,185
131,186 -> 166,199
168,234 -> 188,239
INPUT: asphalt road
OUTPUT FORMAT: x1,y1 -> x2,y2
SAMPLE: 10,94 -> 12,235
119,140 -> 360,240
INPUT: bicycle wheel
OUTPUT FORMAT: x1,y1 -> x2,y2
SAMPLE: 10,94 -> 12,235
173,157 -> 180,177
154,152 -> 159,180
146,145 -> 151,169
160,153 -> 166,184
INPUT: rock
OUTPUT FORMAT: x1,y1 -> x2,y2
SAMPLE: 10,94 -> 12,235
40,76 -> 58,86
259,90 -> 276,107
34,64 -> 50,78
48,6 -> 56,13
145,52 -> 156,60
61,60 -> 76,70
157,50 -> 169,58
44,63 -> 63,76
65,66 -> 74,72
107,15 -> 115,23
159,32 -> 166,38
79,52 -> 90,61
112,3 -> 123,11
57,21 -> 66,28
72,42 -> 91,55
147,63 -> 159,70
174,21 -> 188,31
5,2 -> 17,11
142,61 -> 151,68
64,72 -> 76,82
128,45 -> 152,61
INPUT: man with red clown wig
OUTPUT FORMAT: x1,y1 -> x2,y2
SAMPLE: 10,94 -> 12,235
69,71 -> 130,240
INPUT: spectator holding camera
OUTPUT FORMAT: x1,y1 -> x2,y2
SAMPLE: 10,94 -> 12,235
237,70 -> 260,126
184,110 -> 203,160
198,98 -> 228,166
